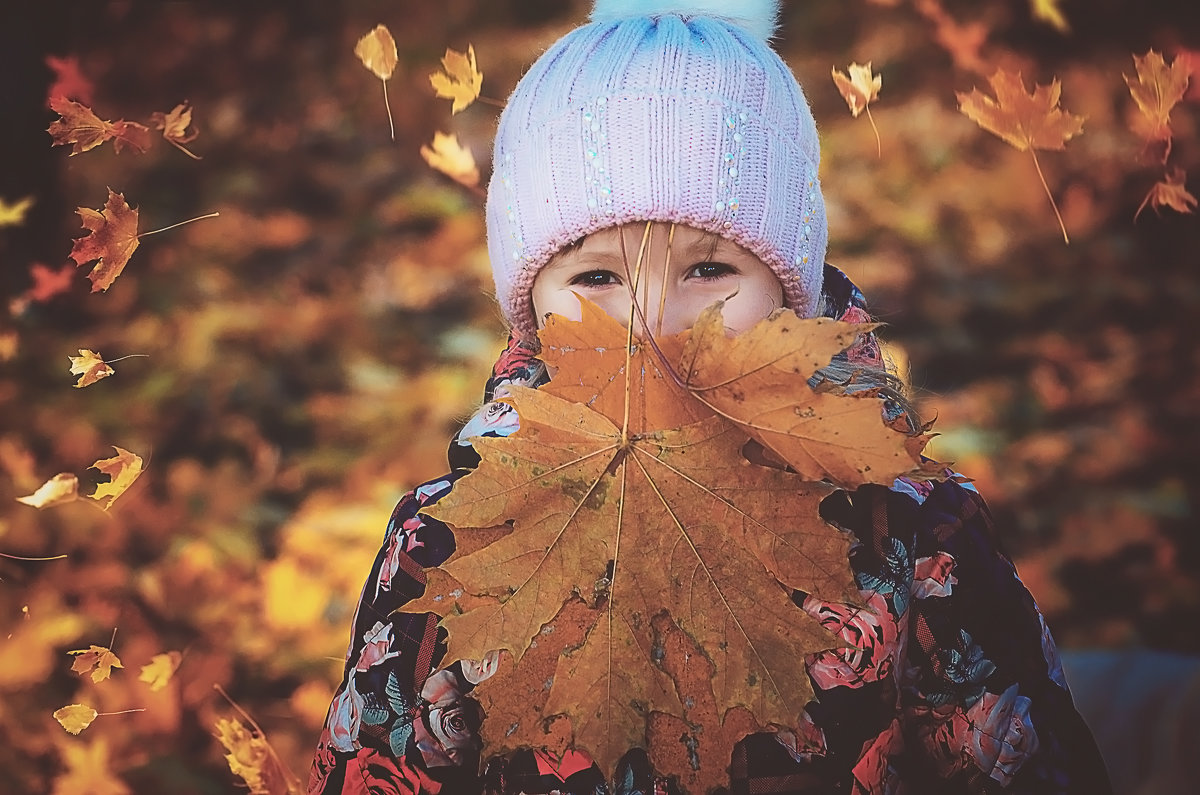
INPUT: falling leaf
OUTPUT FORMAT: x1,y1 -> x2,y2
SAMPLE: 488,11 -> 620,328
1125,50 -> 1192,159
68,189 -> 140,292
69,644 -> 124,683
1136,167 -> 1198,220
45,55 -> 95,106
429,45 -> 483,114
52,737 -> 133,795
832,62 -> 881,118
1030,0 -> 1070,33
47,97 -> 116,155
138,651 -> 182,692
404,300 -> 922,777
16,473 -> 79,509
88,447 -> 144,510
958,69 -> 1084,243
150,103 -> 201,159
831,62 -> 882,155
26,263 -> 75,303
420,132 -> 480,189
215,718 -> 273,795
0,196 -> 34,227
47,97 -> 150,155
355,24 -> 399,140
54,704 -> 99,735
354,24 -> 397,80
69,349 -> 115,388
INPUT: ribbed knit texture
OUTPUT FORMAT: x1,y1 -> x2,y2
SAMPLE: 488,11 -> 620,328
487,12 -> 826,341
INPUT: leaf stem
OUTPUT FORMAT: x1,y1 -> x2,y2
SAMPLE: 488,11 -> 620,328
383,80 -> 395,141
866,106 -> 881,157
103,354 -> 150,364
138,212 -> 220,238
96,708 -> 146,717
0,551 -> 68,561
477,95 -> 506,109
1030,149 -> 1069,245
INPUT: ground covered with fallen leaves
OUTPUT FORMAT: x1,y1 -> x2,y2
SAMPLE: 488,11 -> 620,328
0,0 -> 1197,792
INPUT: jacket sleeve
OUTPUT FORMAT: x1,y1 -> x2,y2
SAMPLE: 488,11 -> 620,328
817,480 -> 1113,794
307,471 -> 488,794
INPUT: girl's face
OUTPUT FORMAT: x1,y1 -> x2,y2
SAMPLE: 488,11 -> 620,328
531,223 -> 784,337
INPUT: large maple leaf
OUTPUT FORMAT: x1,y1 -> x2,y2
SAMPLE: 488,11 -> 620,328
958,68 -> 1084,243
406,300 -> 928,783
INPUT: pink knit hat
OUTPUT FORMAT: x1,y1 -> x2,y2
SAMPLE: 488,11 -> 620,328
487,1 -> 827,341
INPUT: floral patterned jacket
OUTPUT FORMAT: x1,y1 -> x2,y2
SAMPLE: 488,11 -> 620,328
308,266 -> 1112,795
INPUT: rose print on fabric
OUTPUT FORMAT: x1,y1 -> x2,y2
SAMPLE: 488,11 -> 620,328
851,718 -> 902,795
802,590 -> 900,690
912,552 -> 957,600
328,677 -> 365,753
965,684 -> 1040,785
775,709 -> 828,762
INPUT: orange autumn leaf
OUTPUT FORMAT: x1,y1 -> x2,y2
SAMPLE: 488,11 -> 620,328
1136,167 -> 1197,220
420,131 -> 480,189
69,644 -> 124,683
214,716 -> 296,795
355,24 -> 399,140
45,55 -> 95,106
138,651 -> 182,692
26,263 -> 75,303
88,446 -> 144,510
150,102 -> 201,159
69,349 -> 115,388
47,97 -> 150,155
958,69 -> 1084,243
52,737 -> 132,795
16,473 -> 79,509
69,189 -> 140,292
831,61 -> 882,155
53,704 -> 99,735
404,300 -> 921,778
429,45 -> 483,114
0,195 -> 34,227
1125,49 -> 1192,160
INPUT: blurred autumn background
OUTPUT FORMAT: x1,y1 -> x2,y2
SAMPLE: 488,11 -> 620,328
0,0 -> 1197,792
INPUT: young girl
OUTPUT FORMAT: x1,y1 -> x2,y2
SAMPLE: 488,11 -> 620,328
309,2 -> 1112,792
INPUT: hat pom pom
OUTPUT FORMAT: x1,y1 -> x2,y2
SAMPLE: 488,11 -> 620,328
590,0 -> 781,42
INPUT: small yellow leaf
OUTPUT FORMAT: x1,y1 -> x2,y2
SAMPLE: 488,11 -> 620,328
354,24 -> 398,81
88,446 -> 144,510
69,349 -> 115,388
17,473 -> 79,509
831,61 -> 881,117
138,651 -> 182,692
429,45 -> 483,114
1030,0 -> 1070,33
420,131 -> 480,188
215,717 -> 271,794
54,703 -> 99,734
150,102 -> 201,159
69,645 -> 124,683
0,195 -> 34,227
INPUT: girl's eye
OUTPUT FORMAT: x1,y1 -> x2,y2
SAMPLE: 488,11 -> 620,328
687,261 -> 736,280
569,269 -> 621,287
